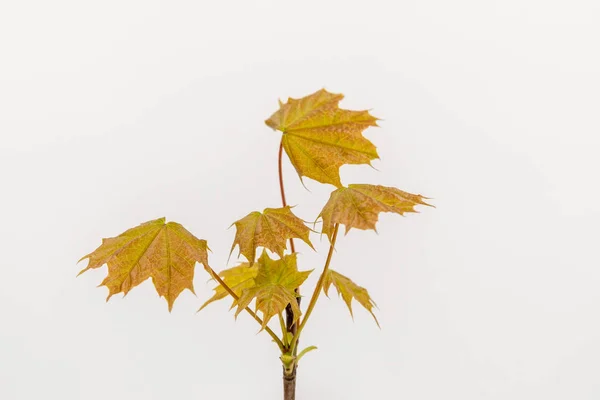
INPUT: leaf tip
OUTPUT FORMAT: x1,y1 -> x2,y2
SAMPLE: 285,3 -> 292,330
372,313 -> 381,329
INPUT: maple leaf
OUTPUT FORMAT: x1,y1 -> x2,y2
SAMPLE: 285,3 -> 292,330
234,251 -> 312,330
265,88 -> 379,187
318,184 -> 432,241
198,262 -> 258,311
78,218 -> 209,311
230,206 -> 314,264
323,269 -> 379,327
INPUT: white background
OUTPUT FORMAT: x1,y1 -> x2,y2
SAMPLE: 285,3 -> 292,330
1,1 -> 599,399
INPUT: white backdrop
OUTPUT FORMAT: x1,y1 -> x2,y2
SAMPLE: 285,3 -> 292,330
1,1 -> 599,399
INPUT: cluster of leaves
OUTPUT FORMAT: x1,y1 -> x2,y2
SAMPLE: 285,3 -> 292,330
78,88 -> 430,351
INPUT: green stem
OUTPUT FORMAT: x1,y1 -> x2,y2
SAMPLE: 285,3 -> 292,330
278,139 -> 300,352
289,223 -> 339,354
279,313 -> 289,347
203,265 -> 286,352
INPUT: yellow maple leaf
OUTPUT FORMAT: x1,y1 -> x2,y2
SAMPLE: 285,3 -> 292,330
318,184 -> 432,241
78,217 -> 209,311
198,262 -> 258,311
265,88 -> 379,187
323,269 -> 379,327
234,251 -> 312,330
230,206 -> 314,264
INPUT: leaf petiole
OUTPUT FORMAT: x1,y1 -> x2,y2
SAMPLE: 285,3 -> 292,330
289,223 -> 340,354
279,313 -> 289,347
203,265 -> 286,352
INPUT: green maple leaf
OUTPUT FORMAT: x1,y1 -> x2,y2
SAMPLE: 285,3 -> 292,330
234,251 -> 312,330
323,269 -> 379,327
230,206 -> 313,264
198,262 -> 258,311
265,88 -> 379,187
78,218 -> 209,311
318,184 -> 432,241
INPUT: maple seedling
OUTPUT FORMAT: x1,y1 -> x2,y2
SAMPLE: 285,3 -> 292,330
78,89 -> 432,400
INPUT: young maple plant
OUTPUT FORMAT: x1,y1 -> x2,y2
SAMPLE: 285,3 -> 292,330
78,89 -> 432,400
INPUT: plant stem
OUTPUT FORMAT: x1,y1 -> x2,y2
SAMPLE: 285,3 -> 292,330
203,265 -> 285,352
283,369 -> 297,400
278,139 -> 300,400
278,140 -> 300,341
278,140 -> 296,255
289,223 -> 339,354
279,313 -> 289,347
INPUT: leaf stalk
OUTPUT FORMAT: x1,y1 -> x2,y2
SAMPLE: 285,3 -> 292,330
289,223 -> 339,354
279,139 -> 301,352
203,265 -> 286,352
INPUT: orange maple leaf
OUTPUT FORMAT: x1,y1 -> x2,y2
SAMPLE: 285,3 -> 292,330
230,206 -> 313,264
318,184 -> 432,241
265,88 -> 379,187
78,218 -> 209,311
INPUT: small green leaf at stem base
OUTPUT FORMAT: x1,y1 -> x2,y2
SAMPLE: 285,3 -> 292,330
296,346 -> 317,363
